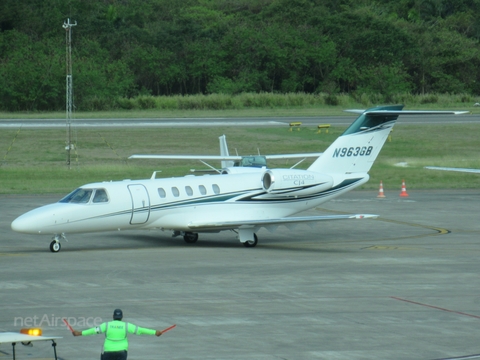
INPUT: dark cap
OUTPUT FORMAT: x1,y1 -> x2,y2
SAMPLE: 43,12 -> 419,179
113,309 -> 123,320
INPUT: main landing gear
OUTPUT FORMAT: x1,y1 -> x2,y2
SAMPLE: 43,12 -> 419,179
174,230 -> 259,247
50,233 -> 67,253
243,233 -> 258,248
237,228 -> 259,248
183,232 -> 199,243
173,231 -> 199,243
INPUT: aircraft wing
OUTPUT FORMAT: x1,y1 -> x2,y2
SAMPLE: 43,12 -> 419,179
129,154 -> 243,161
129,154 -> 323,160
425,166 -> 480,174
265,153 -> 323,159
187,214 -> 378,231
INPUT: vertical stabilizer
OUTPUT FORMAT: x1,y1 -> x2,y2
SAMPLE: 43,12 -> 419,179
308,105 -> 403,175
219,135 -> 234,168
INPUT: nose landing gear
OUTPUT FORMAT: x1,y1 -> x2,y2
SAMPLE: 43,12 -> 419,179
50,233 -> 67,253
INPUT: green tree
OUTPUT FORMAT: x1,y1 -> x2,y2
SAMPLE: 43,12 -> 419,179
73,39 -> 134,110
403,21 -> 480,94
356,63 -> 412,102
0,31 -> 63,111
1,0 -> 480,110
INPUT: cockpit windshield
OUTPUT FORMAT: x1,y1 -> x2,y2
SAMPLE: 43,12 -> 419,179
236,156 -> 267,168
92,189 -> 109,203
59,188 -> 109,204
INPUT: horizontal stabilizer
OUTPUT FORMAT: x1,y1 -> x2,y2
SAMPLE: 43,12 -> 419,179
425,166 -> 480,174
345,109 -> 469,116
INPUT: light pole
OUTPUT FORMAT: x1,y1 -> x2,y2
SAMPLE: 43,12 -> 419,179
63,18 -> 77,168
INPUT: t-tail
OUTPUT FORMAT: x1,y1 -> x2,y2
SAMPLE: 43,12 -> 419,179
306,105 -> 468,190
261,105 -> 404,197
308,105 -> 403,177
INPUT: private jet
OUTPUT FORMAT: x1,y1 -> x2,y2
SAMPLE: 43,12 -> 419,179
11,105 -> 468,252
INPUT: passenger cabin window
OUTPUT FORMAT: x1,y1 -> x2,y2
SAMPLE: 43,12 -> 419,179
92,189 -> 109,203
172,187 -> 180,197
59,188 -> 93,204
199,185 -> 207,195
185,186 -> 193,196
158,188 -> 166,198
212,184 -> 220,194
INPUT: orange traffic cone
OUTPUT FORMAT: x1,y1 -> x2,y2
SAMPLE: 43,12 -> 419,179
377,181 -> 386,198
399,179 -> 409,197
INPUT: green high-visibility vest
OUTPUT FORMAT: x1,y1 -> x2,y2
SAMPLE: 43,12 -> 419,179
82,320 -> 156,352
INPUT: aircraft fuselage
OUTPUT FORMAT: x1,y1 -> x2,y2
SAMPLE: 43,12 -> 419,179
11,171 -> 366,235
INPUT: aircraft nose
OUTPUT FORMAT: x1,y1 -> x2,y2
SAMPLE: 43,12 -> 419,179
11,204 -> 58,234
11,203 -> 73,234
11,213 -> 39,234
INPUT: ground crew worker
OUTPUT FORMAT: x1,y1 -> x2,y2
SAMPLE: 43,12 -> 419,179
72,309 -> 163,360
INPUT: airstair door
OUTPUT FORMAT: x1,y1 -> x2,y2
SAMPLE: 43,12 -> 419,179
128,184 -> 150,224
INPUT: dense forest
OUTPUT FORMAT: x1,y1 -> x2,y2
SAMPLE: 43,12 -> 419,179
1,0 -> 480,111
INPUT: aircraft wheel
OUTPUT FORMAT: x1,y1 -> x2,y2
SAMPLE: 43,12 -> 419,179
50,240 -> 61,253
243,233 -> 258,248
183,232 -> 199,243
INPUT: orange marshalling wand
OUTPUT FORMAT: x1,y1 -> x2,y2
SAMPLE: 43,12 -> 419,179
161,324 -> 176,333
62,318 -> 74,332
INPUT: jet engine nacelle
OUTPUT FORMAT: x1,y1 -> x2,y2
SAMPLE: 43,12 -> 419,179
262,169 -> 333,196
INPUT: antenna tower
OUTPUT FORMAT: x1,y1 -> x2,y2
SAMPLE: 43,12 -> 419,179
63,18 -> 77,168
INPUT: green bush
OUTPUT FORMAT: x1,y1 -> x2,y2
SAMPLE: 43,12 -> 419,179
74,92 -> 477,112
135,96 -> 157,109
156,97 -> 178,110
324,94 -> 339,106
116,98 -> 135,110
419,94 -> 438,104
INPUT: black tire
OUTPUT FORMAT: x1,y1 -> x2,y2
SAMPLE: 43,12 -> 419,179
243,233 -> 258,248
183,232 -> 199,243
50,240 -> 61,253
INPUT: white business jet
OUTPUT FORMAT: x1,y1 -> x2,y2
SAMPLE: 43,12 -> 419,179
11,105 -> 468,252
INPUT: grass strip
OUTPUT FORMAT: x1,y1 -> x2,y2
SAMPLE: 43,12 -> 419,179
1,124 -> 479,194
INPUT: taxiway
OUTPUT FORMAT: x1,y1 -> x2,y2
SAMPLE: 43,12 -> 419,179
1,190 -> 480,359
